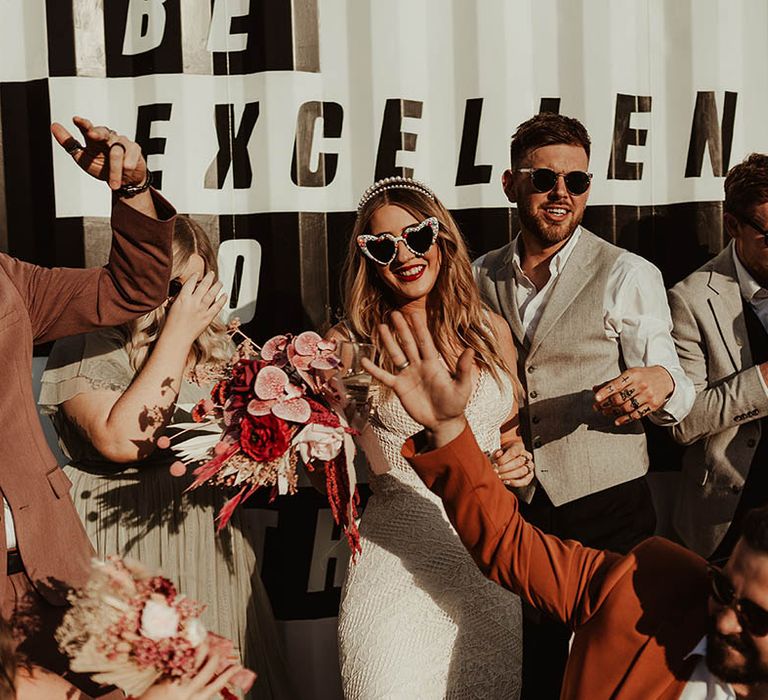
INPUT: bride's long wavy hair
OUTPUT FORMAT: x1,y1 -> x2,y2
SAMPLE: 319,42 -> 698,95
341,186 -> 511,384
122,216 -> 231,372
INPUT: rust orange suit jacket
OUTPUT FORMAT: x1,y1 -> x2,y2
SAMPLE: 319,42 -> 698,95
0,193 -> 174,605
404,425 -> 711,699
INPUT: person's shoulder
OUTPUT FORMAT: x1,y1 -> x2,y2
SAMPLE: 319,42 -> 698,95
472,242 -> 514,273
630,536 -> 708,597
670,248 -> 732,298
326,320 -> 354,343
486,309 -> 513,342
612,249 -> 663,280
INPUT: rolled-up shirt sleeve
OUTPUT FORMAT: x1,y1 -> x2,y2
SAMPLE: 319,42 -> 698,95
604,252 -> 695,425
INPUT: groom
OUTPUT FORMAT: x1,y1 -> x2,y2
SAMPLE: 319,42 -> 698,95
362,311 -> 768,698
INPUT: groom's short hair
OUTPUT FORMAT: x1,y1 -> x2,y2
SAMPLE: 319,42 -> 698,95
509,113 -> 591,169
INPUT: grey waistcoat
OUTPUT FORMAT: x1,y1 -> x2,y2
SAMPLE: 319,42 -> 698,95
474,229 -> 648,506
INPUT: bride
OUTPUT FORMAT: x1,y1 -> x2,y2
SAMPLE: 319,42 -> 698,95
329,177 -> 534,698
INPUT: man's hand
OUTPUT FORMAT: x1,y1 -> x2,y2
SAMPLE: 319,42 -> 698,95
593,365 -> 675,426
51,115 -> 147,192
361,310 -> 472,448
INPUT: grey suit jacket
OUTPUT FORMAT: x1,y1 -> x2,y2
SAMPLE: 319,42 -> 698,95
669,243 -> 768,557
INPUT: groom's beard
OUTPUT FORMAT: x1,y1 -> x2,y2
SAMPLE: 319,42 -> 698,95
706,624 -> 768,684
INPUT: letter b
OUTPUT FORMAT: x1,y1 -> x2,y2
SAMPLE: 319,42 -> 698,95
122,0 -> 168,56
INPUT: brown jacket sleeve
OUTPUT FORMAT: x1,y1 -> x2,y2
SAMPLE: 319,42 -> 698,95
0,191 -> 175,344
403,424 -> 627,629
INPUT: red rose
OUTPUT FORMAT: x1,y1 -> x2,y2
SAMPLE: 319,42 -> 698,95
240,413 -> 292,461
230,359 -> 260,394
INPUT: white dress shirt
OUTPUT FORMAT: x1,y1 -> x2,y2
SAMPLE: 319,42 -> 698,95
679,637 -> 736,700
732,245 -> 768,397
504,227 -> 695,424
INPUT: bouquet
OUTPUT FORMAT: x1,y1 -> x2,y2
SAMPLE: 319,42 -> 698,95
167,327 -> 361,554
56,556 -> 256,699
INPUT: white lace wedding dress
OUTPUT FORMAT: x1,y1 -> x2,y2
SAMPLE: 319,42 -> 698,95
338,369 -> 523,699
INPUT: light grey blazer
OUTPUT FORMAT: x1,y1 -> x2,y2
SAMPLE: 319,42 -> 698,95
669,243 -> 768,557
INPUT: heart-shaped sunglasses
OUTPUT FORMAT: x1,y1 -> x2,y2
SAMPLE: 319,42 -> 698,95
357,217 -> 440,266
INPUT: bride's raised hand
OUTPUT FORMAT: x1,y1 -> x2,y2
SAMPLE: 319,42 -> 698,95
361,311 -> 473,445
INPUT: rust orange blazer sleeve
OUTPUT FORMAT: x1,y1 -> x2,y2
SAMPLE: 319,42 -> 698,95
403,424 -> 627,629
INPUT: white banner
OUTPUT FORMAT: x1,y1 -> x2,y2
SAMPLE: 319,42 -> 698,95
39,0 -> 768,215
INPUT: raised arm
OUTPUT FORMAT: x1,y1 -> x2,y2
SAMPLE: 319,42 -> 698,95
1,116 -> 176,344
362,310 -> 623,629
60,273 -> 225,463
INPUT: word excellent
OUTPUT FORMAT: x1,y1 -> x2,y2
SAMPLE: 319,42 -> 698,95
135,92 -> 737,191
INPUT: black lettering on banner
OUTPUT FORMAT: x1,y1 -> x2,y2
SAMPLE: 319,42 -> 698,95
135,104 -> 172,189
538,97 -> 561,114
44,0 -> 76,77
104,0 -> 182,77
608,94 -> 652,180
211,0 -> 295,75
374,99 -> 423,181
291,101 -> 344,187
455,98 -> 492,186
685,91 -> 737,177
205,103 -> 260,190
0,80 -> 66,265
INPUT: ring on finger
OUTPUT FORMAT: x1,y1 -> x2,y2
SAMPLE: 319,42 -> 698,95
65,140 -> 84,155
109,142 -> 127,152
394,360 -> 410,372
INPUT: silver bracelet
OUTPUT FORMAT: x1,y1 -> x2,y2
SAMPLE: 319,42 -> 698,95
117,169 -> 152,198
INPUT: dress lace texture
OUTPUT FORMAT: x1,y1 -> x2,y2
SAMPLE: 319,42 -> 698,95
338,370 -> 522,699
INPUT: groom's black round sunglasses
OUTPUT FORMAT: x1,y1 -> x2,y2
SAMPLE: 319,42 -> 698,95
517,168 -> 593,196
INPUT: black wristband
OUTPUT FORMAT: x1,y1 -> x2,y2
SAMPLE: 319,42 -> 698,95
116,169 -> 152,198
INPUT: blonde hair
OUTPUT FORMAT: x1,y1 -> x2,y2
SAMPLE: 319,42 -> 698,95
341,185 -> 510,383
123,216 -> 231,372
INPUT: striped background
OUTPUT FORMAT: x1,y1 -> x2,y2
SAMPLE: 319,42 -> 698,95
1,3 -> 762,695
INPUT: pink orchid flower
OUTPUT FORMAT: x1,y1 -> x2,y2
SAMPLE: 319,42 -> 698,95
286,332 -> 340,391
261,334 -> 289,367
247,365 -> 311,423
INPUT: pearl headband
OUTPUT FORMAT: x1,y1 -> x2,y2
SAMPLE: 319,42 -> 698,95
357,176 -> 436,213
